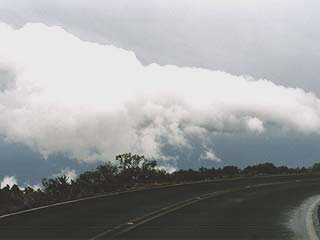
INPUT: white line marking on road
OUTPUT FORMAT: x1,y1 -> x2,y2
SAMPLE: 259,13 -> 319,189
89,179 -> 313,239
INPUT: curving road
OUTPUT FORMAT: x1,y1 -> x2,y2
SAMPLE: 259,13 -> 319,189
0,175 -> 320,239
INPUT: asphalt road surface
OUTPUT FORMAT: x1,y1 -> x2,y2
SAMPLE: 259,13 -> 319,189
1,175 -> 320,239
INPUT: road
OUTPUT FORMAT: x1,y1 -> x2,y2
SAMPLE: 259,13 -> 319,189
0,175 -> 320,239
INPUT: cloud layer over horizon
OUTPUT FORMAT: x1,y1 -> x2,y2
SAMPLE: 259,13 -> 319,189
1,23 -> 320,164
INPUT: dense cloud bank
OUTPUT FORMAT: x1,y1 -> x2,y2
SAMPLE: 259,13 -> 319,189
0,23 -> 320,163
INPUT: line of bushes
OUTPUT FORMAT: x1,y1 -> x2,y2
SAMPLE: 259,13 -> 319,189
1,153 -> 319,215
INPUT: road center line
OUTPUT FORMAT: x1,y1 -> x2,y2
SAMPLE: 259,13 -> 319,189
89,179 -> 315,239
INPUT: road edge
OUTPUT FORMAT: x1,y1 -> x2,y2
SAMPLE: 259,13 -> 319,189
306,196 -> 320,240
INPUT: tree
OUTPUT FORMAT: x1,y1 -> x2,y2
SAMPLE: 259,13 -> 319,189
116,153 -> 144,171
42,175 -> 71,201
221,166 -> 240,177
95,162 -> 119,191
140,159 -> 158,182
10,184 -> 23,205
277,166 -> 289,174
76,171 -> 100,196
0,185 -> 11,204
243,163 -> 277,175
116,153 -> 158,184
312,163 -> 320,173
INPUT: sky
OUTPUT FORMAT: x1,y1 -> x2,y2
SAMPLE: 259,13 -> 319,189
0,0 -> 320,186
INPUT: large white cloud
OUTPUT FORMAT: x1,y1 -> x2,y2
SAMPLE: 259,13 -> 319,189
0,22 -> 320,163
0,176 -> 18,189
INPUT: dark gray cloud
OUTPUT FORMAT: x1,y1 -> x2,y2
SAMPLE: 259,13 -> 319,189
1,0 -> 319,93
0,138 -> 100,185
